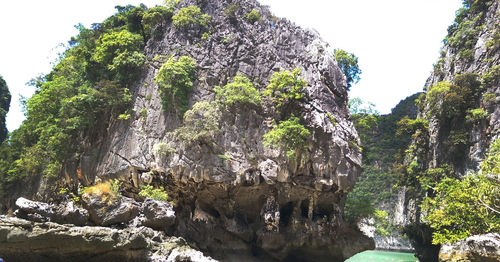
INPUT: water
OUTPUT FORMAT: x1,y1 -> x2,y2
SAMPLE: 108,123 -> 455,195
346,250 -> 418,262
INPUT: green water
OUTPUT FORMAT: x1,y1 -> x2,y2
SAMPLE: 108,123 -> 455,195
346,250 -> 418,262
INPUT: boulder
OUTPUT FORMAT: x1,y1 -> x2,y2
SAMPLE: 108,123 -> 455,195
136,198 -> 176,230
439,233 -> 500,262
83,195 -> 140,226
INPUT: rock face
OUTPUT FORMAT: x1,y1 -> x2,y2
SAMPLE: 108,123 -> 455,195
0,215 -> 215,262
439,233 -> 500,262
3,0 -> 373,260
14,197 -> 89,226
45,0 -> 371,260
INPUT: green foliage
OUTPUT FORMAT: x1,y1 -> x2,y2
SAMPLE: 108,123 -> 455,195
93,30 -> 145,82
153,142 -> 172,156
334,49 -> 362,89
247,9 -> 262,23
225,4 -> 239,23
422,139 -> 500,244
201,32 -> 210,41
214,75 -> 261,107
263,68 -> 306,108
425,81 -> 472,121
326,113 -> 337,126
482,65 -> 500,88
140,108 -> 148,118
139,184 -> 169,202
142,6 -> 174,38
0,76 -> 11,143
173,6 -> 211,30
217,154 -> 230,160
154,56 -> 197,115
263,115 -> 310,159
173,101 -> 221,145
466,108 -> 489,122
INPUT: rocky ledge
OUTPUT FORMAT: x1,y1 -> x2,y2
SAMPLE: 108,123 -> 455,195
0,216 -> 215,262
439,233 -> 500,262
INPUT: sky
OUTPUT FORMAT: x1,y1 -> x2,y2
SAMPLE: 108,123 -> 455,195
0,0 -> 462,132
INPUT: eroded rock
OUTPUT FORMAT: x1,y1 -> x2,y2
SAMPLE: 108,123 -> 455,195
439,233 -> 500,262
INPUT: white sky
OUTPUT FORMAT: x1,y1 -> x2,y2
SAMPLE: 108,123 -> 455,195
1,0 -> 462,132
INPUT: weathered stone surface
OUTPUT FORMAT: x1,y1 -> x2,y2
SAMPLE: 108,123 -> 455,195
14,197 -> 89,226
83,195 -> 140,226
0,216 -> 216,262
439,233 -> 500,262
135,198 -> 176,230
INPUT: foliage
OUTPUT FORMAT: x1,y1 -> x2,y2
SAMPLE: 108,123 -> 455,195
326,113 -> 337,126
93,30 -> 145,82
225,4 -> 239,23
247,9 -> 262,23
153,142 -> 172,156
173,101 -> 221,145
422,139 -> 500,244
425,81 -> 472,121
0,76 -> 11,143
466,108 -> 488,122
0,5 -> 149,199
142,6 -> 174,38
263,68 -> 306,108
348,97 -> 379,115
139,184 -> 169,202
172,6 -> 211,30
334,49 -> 362,89
214,75 -> 261,107
263,115 -> 310,159
84,180 -> 121,200
154,56 -> 196,115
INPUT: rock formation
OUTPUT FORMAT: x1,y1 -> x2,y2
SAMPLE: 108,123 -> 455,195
0,0 -> 373,261
394,1 -> 500,261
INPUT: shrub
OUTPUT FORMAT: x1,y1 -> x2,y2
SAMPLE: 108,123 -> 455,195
93,30 -> 145,82
142,6 -> 174,38
174,101 -> 221,145
263,115 -> 310,158
247,9 -> 262,23
425,81 -> 471,120
225,4 -> 239,22
154,56 -> 196,115
263,68 -> 306,108
139,184 -> 169,202
466,108 -> 489,122
326,113 -> 337,126
172,6 -> 211,30
214,75 -> 261,106
334,49 -> 362,89
153,142 -> 172,156
84,179 -> 121,200
140,108 -> 148,118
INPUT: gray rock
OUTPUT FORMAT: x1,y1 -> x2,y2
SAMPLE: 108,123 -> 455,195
138,198 -> 176,230
439,233 -> 500,262
83,195 -> 140,226
0,215 -> 216,262
14,197 -> 89,226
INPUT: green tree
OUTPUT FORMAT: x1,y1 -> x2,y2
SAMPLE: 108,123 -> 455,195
263,68 -> 306,108
154,56 -> 197,115
214,75 -> 261,107
334,49 -> 361,89
263,115 -> 310,159
0,76 -> 11,143
172,6 -> 211,30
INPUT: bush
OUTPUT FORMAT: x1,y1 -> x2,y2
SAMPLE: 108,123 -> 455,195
174,101 -> 221,145
84,180 -> 122,200
422,139 -> 500,244
247,9 -> 262,23
139,184 -> 169,202
263,115 -> 310,158
142,6 -> 174,38
172,6 -> 211,30
93,30 -> 145,82
334,49 -> 362,89
466,108 -> 489,122
225,4 -> 239,23
425,81 -> 471,120
214,75 -> 261,106
263,68 -> 306,108
154,56 -> 196,115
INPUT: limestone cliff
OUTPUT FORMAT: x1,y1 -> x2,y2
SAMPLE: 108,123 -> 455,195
1,0 -> 373,261
395,1 -> 500,261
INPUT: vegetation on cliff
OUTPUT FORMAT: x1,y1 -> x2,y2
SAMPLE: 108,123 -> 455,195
0,76 -> 10,143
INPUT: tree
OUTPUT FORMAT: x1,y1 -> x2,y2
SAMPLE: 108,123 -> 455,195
0,76 -> 11,143
334,49 -> 362,89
